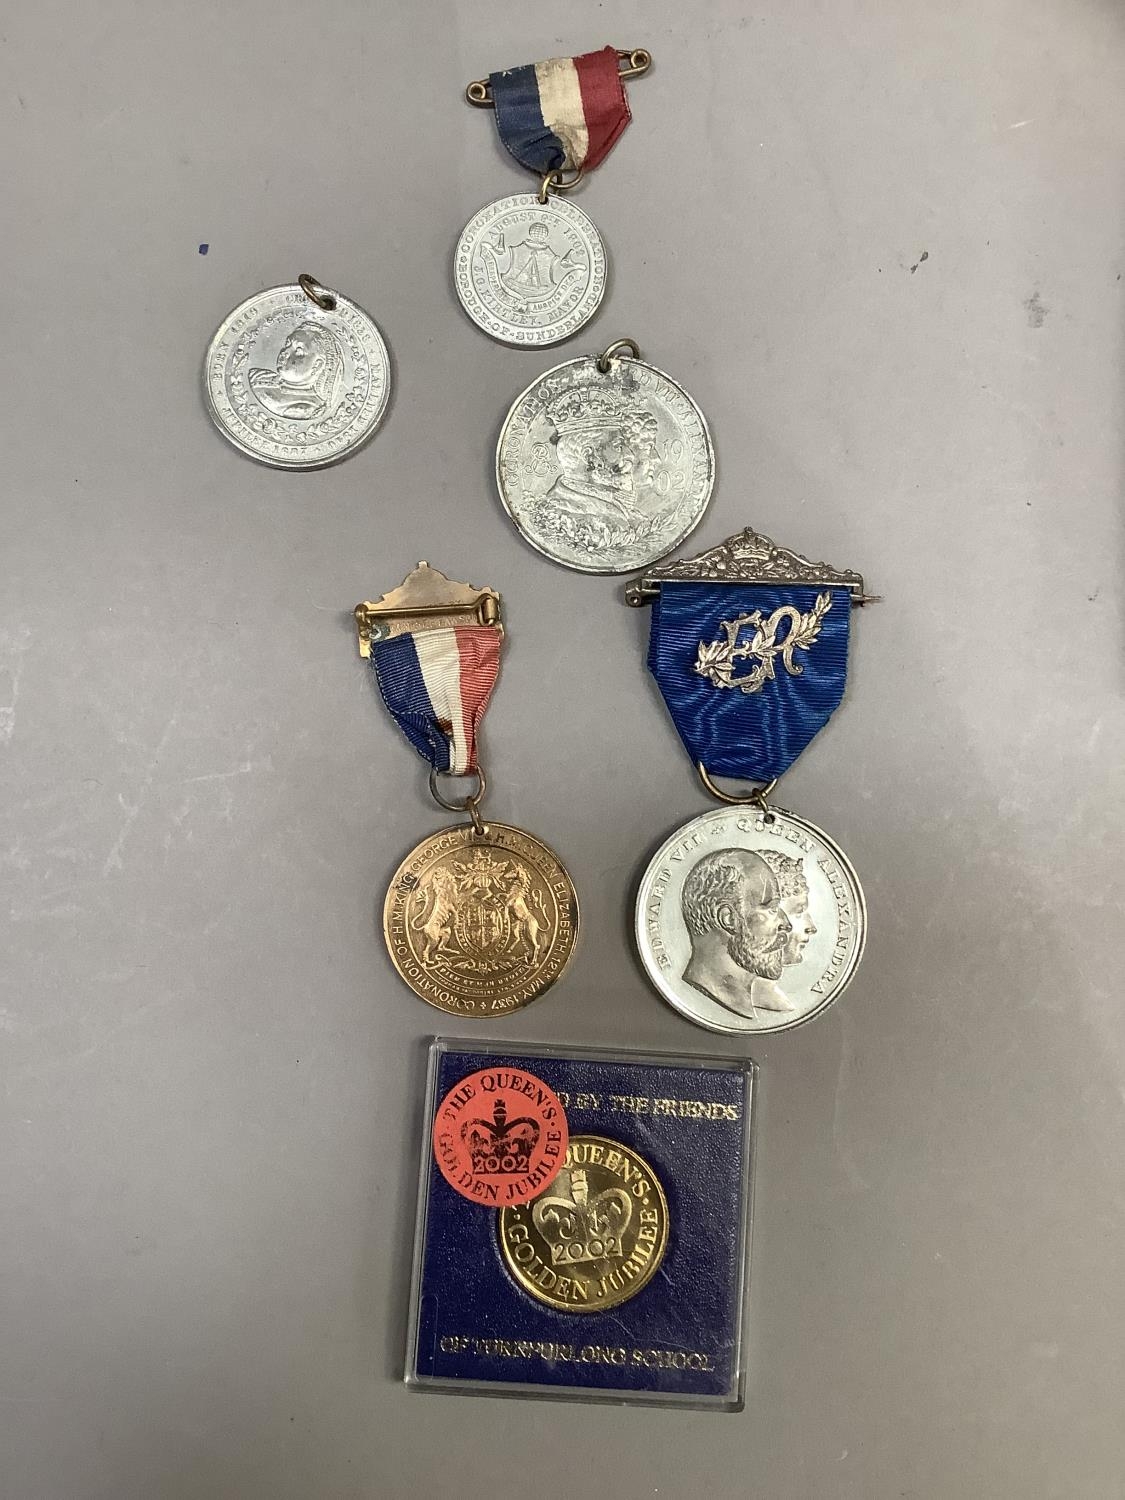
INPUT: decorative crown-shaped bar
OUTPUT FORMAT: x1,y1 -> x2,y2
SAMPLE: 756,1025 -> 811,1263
624,527 -> 873,606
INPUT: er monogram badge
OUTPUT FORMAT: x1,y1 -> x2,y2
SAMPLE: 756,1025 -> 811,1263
695,593 -> 833,695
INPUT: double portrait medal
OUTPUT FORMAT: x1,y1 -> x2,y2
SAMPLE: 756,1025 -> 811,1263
627,529 -> 876,1034
456,46 -> 650,347
355,564 -> 578,1016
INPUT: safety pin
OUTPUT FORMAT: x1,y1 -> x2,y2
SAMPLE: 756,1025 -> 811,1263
466,48 -> 652,108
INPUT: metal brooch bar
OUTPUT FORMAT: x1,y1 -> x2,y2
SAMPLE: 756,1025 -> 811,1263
466,48 -> 652,108
624,527 -> 879,608
355,563 -> 502,657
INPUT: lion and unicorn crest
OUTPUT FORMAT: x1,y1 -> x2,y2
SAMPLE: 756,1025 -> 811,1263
411,847 -> 551,973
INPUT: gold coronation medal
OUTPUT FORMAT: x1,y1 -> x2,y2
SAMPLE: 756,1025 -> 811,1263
355,565 -> 579,1016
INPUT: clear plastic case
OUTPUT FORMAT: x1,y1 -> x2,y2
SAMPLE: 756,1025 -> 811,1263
405,1037 -> 757,1410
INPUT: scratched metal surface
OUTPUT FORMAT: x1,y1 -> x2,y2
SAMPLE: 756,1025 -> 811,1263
2,3 -> 1123,1497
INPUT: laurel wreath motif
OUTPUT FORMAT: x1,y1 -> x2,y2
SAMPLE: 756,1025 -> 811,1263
694,591 -> 833,695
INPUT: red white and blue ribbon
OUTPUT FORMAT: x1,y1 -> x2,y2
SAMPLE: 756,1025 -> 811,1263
490,47 -> 632,175
371,626 -> 500,775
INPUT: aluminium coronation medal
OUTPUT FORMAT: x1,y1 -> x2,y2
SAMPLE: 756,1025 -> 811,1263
495,336 -> 715,574
456,46 -> 651,348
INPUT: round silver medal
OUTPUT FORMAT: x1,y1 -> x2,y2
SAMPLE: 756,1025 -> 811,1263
635,805 -> 866,1035
203,281 -> 391,469
454,193 -> 606,347
495,346 -> 715,573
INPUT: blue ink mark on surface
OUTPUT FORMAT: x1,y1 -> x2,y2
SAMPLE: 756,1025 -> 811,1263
198,243 -> 209,255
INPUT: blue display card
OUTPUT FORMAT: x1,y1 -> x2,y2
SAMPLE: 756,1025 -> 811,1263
406,1039 -> 756,1410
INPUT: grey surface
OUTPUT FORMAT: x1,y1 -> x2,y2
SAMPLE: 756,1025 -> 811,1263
2,2 -> 1123,1496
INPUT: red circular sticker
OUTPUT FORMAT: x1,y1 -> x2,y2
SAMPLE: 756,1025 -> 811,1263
432,1066 -> 569,1207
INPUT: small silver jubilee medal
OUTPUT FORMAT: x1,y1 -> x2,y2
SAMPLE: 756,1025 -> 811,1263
625,528 -> 879,1035
457,46 -> 651,347
203,275 -> 391,469
455,193 -> 606,348
496,338 -> 715,573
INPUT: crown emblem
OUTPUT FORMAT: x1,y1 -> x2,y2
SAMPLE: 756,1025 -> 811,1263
450,848 -> 514,900
460,1098 -> 541,1174
532,1168 -> 633,1265
545,385 -> 655,443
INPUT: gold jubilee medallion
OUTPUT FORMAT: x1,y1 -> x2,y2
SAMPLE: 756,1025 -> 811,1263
384,822 -> 578,1016
499,1135 -> 669,1312
356,563 -> 578,1014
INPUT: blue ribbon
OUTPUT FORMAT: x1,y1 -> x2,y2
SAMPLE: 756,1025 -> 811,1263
490,63 -> 567,174
647,583 -> 851,782
370,634 -> 452,771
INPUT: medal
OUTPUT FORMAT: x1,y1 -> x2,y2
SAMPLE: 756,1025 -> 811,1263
625,528 -> 878,1034
496,337 -> 714,573
457,47 -> 651,347
204,274 -> 390,468
498,1135 -> 670,1312
355,563 -> 579,1015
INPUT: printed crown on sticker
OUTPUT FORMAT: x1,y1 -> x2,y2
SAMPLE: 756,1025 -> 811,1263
460,1098 -> 540,1175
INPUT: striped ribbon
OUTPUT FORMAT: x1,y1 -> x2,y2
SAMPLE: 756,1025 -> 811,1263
490,46 -> 632,175
371,626 -> 500,776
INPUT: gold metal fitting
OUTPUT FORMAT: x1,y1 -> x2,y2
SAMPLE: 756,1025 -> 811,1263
538,166 -> 585,202
355,563 -> 502,657
466,47 -> 652,108
429,766 -> 488,836
597,337 -> 641,373
697,763 -> 778,811
298,273 -> 336,311
618,48 -> 653,81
